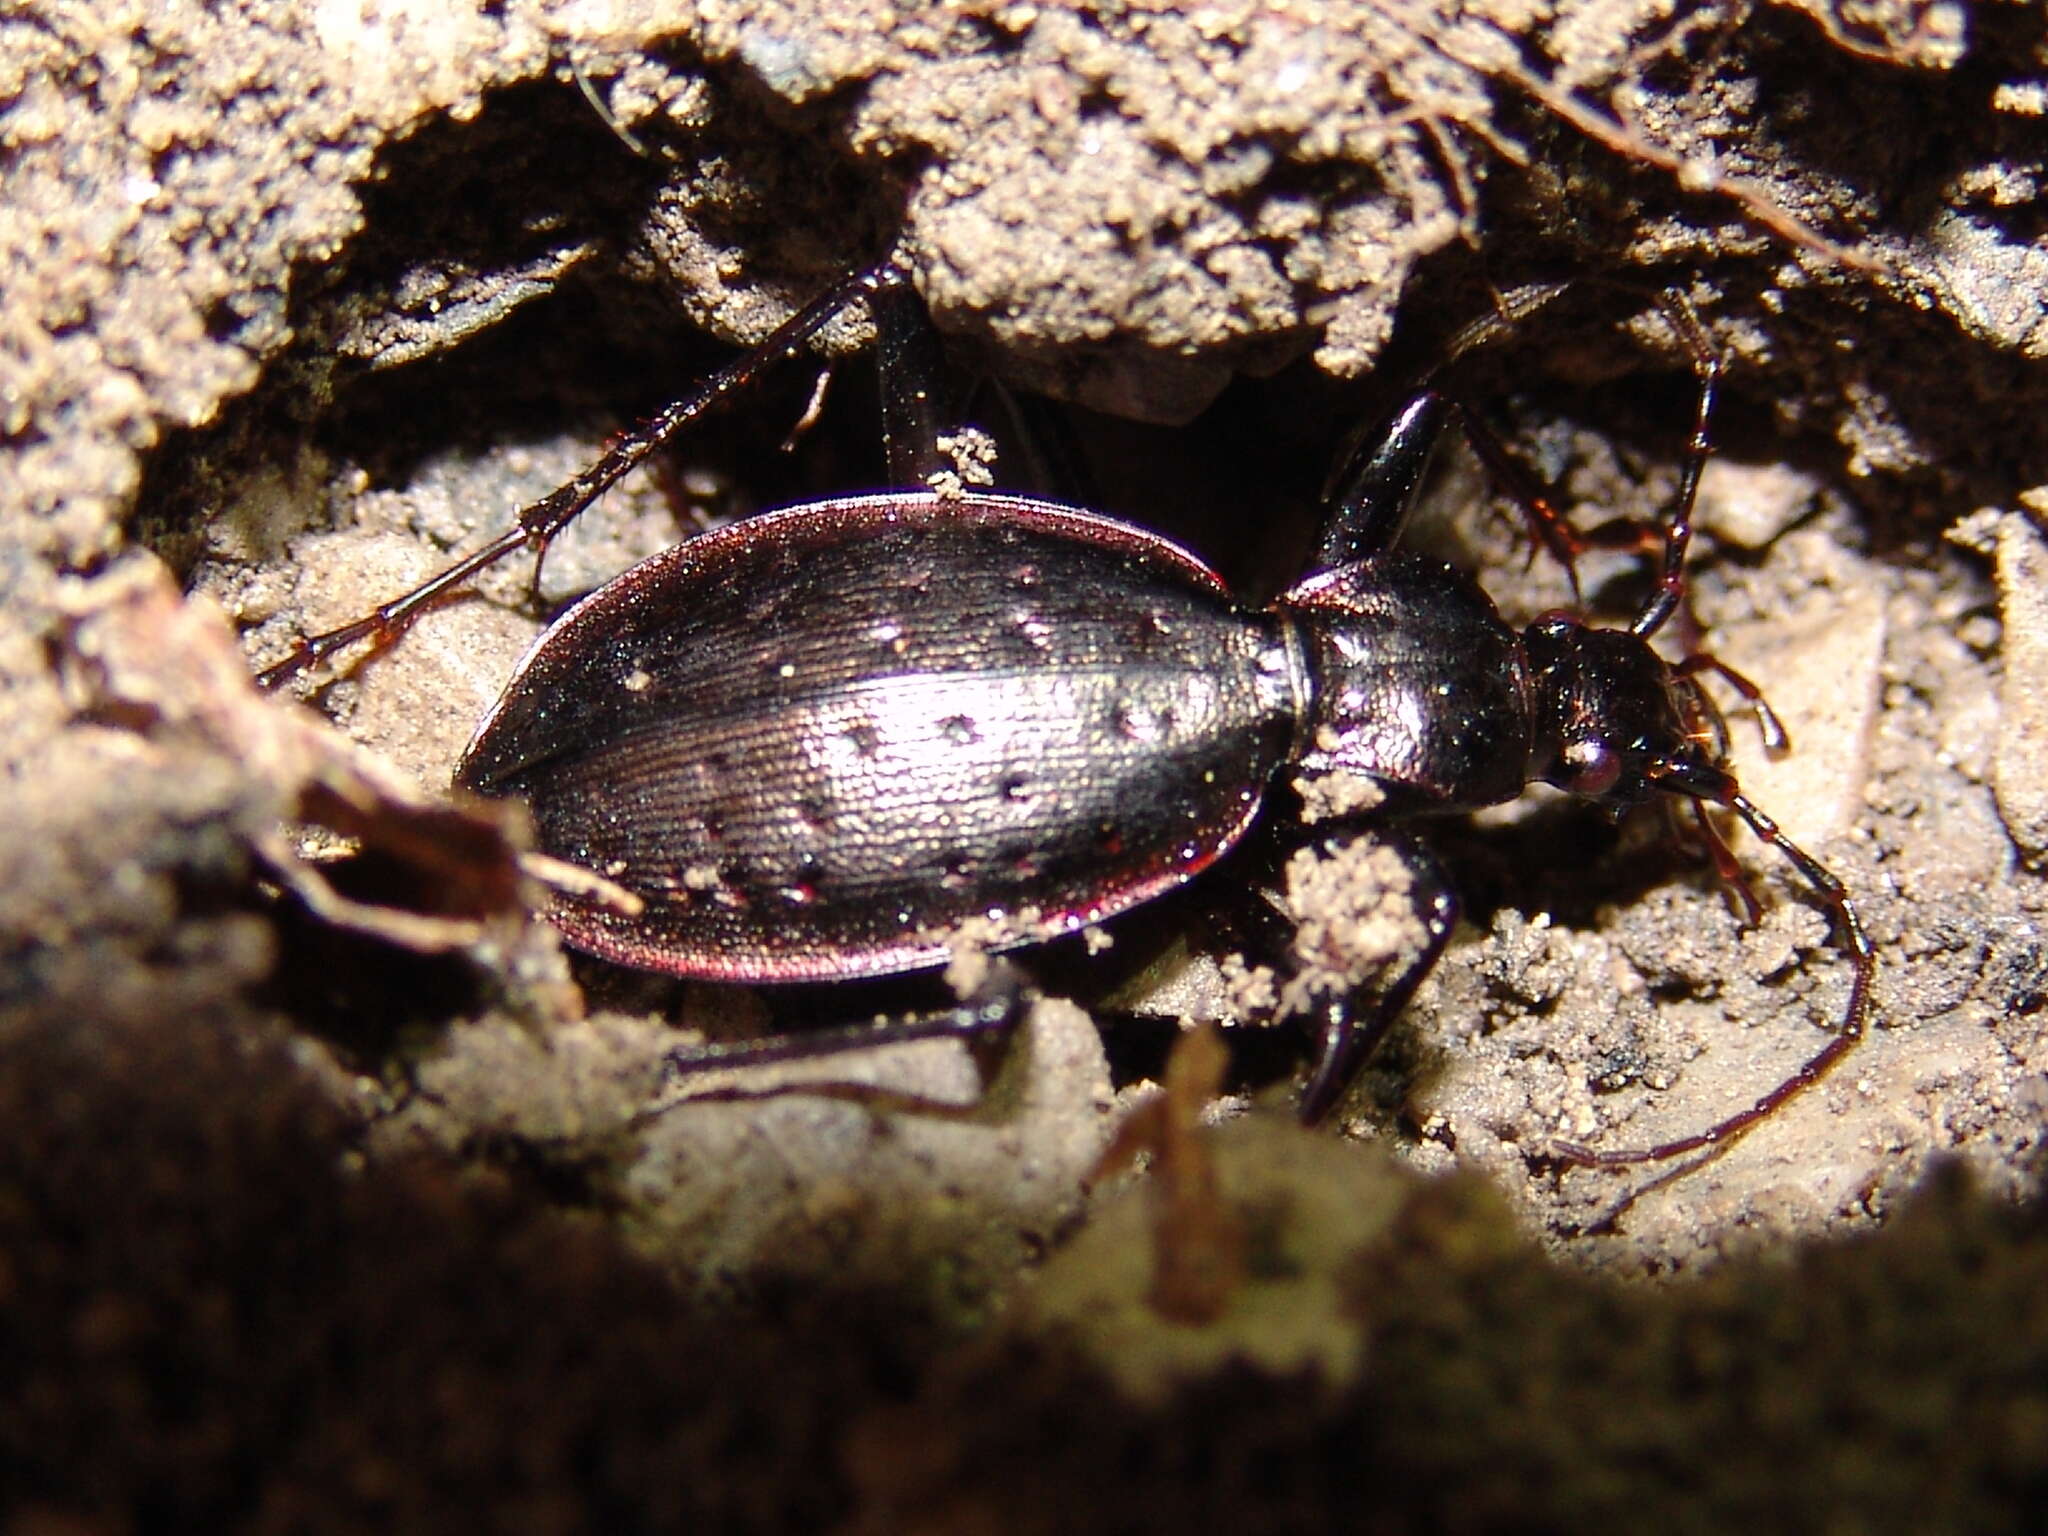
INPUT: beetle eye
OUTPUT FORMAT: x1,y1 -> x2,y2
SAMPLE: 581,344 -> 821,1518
1564,738 -> 1623,798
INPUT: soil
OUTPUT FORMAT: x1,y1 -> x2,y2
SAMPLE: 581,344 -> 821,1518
6,1 -> 2048,1530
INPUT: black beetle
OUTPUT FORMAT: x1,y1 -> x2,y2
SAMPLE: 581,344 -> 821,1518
260,259 -> 1874,1163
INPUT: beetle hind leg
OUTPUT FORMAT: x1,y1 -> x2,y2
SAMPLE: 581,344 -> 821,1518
651,959 -> 1032,1107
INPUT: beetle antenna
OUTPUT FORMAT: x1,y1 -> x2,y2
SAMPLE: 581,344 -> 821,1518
1629,291 -> 1720,640
1550,772 -> 1874,1167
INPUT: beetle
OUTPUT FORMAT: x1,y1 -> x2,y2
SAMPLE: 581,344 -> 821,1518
259,257 -> 1874,1163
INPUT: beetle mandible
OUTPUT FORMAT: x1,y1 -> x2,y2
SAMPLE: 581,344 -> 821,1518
259,256 -> 1875,1165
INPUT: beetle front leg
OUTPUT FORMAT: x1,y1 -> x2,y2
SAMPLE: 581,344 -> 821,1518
1294,835 -> 1459,1125
1315,387 -> 1616,596
1210,830 -> 1461,1126
1314,391 -> 1456,569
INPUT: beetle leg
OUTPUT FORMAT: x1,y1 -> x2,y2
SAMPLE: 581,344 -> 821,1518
977,375 -> 1101,505
1628,291 -> 1721,639
1314,391 -> 1456,569
1443,287 -> 1726,642
256,258 -> 912,688
1436,399 -> 1599,603
1686,798 -> 1765,927
1673,650 -> 1791,753
1445,284 -> 1724,642
1316,388 -> 1607,604
1548,765 -> 1875,1166
873,275 -> 962,488
655,959 -> 1030,1094
1293,835 -> 1460,1125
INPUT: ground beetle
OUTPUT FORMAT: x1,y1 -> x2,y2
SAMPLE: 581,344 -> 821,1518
259,257 -> 1875,1165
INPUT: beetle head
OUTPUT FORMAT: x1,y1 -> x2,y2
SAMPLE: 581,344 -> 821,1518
1521,613 -> 1730,812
